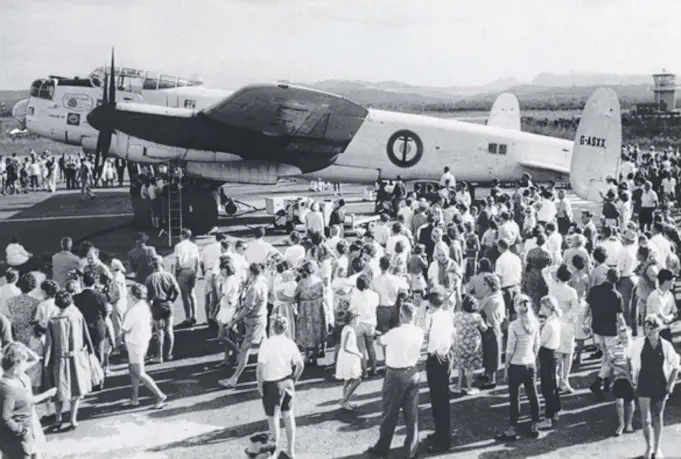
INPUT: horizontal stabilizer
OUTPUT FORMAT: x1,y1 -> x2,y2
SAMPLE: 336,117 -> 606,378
519,160 -> 569,175
487,93 -> 520,131
570,88 -> 622,201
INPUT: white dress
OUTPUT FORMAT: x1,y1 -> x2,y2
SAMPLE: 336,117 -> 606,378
335,325 -> 362,380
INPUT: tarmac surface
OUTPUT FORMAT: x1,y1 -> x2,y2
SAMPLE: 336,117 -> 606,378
1,182 -> 680,459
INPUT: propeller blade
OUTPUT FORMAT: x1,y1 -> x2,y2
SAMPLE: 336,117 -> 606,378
108,49 -> 115,106
102,67 -> 108,106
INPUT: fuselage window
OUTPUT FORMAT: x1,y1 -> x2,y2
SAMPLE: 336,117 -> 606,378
184,99 -> 196,109
499,144 -> 507,155
37,81 -> 55,100
488,143 -> 498,154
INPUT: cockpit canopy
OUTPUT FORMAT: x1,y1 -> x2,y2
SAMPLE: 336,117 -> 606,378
30,79 -> 55,100
89,66 -> 203,92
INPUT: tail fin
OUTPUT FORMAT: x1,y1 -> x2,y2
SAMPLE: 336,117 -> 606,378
487,93 -> 520,130
570,88 -> 621,201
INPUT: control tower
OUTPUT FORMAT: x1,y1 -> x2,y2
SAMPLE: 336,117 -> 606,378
653,70 -> 677,112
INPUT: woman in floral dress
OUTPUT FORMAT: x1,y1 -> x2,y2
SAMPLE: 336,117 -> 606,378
295,261 -> 327,365
451,295 -> 488,395
5,273 -> 41,345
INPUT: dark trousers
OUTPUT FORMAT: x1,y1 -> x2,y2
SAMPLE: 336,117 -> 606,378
375,366 -> 420,458
617,276 -> 636,329
426,354 -> 451,448
502,285 -> 520,320
508,364 -> 540,426
65,169 -> 76,189
538,347 -> 561,418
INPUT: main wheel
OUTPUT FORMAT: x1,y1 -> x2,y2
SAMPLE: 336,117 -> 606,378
184,185 -> 220,235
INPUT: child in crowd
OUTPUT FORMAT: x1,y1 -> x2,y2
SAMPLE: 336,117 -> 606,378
335,310 -> 363,411
608,326 -> 635,437
570,254 -> 591,366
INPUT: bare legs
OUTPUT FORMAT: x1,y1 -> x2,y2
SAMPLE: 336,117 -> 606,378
639,397 -> 666,458
128,362 -> 166,407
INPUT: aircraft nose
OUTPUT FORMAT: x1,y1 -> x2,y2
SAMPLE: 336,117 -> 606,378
12,99 -> 29,127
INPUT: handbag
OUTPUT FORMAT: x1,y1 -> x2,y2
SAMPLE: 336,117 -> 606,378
88,353 -> 105,388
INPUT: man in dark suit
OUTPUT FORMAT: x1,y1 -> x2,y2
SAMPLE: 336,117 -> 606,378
73,272 -> 110,372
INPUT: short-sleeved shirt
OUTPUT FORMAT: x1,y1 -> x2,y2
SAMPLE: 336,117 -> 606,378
379,324 -> 424,368
257,334 -> 303,381
588,283 -> 623,337
122,300 -> 153,348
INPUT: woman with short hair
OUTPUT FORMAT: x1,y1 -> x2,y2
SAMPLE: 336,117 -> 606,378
630,314 -> 680,459
5,273 -> 41,345
43,290 -> 94,431
121,284 -> 167,409
496,294 -> 541,441
0,342 -> 56,459
294,261 -> 326,366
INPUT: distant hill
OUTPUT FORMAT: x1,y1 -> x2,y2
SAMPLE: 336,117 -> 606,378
532,72 -> 653,87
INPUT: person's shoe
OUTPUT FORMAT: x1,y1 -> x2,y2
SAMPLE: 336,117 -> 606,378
552,414 -> 560,423
496,431 -> 517,442
480,382 -> 497,390
425,443 -> 450,454
467,387 -> 481,395
537,419 -> 553,430
529,423 -> 540,439
365,446 -> 388,457
655,449 -> 664,458
615,425 -> 624,437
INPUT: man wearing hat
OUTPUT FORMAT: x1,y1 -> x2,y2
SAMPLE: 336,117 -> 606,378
616,228 -> 639,331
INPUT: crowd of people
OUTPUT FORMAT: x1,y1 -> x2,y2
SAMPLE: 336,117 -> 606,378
0,143 -> 679,459
0,150 -> 131,197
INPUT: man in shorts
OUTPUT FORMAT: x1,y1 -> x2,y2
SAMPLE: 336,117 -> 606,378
174,228 -> 200,326
219,262 -> 269,389
145,255 -> 181,363
256,316 -> 304,459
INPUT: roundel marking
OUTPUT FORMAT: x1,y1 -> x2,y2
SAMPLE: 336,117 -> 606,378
67,98 -> 78,108
386,130 -> 423,168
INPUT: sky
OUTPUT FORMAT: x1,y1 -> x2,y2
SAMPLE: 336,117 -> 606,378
0,0 -> 679,90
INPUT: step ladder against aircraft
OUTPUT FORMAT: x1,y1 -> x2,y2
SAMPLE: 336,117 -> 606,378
160,164 -> 184,247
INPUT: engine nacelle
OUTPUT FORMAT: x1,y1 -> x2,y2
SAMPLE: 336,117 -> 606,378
81,136 -> 98,154
186,161 -> 302,185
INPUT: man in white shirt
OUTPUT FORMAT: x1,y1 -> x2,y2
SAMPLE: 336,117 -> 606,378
372,257 -> 409,333
639,181 -> 658,232
646,269 -> 677,343
304,202 -> 325,235
0,269 -> 20,317
650,223 -> 672,268
536,191 -> 557,224
366,302 -> 423,459
616,229 -> 639,328
244,227 -> 276,266
424,287 -> 454,454
397,199 -> 414,232
201,232 -> 226,326
498,212 -> 520,254
256,316 -> 304,459
373,213 -> 391,247
385,222 -> 411,257
439,166 -> 456,189
495,238 -> 522,319
326,225 -> 343,257
283,231 -> 306,269
545,222 -> 563,266
597,225 -> 623,267
174,228 -> 200,326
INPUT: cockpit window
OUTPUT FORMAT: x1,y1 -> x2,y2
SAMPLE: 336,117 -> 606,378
30,80 -> 55,100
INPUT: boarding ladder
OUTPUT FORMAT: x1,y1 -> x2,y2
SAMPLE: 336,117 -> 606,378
166,164 -> 184,247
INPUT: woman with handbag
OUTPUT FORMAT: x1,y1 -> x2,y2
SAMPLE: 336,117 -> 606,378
42,288 -> 94,432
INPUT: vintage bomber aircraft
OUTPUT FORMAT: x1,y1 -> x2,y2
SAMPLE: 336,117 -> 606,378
16,53 -> 621,234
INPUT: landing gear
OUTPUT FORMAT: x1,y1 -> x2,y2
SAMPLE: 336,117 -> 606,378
183,182 -> 220,235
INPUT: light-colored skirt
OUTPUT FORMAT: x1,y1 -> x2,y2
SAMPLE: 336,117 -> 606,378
558,319 -> 576,354
335,350 -> 362,380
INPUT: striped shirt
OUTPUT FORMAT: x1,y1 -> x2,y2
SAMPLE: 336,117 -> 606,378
609,342 -> 632,382
506,319 -> 540,365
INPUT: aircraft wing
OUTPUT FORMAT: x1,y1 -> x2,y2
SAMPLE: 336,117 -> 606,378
203,84 -> 367,138
518,160 -> 570,175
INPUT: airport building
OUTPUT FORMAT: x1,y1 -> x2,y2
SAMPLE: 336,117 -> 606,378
632,70 -> 679,115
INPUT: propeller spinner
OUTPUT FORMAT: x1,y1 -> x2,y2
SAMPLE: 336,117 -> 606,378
87,49 -> 116,176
